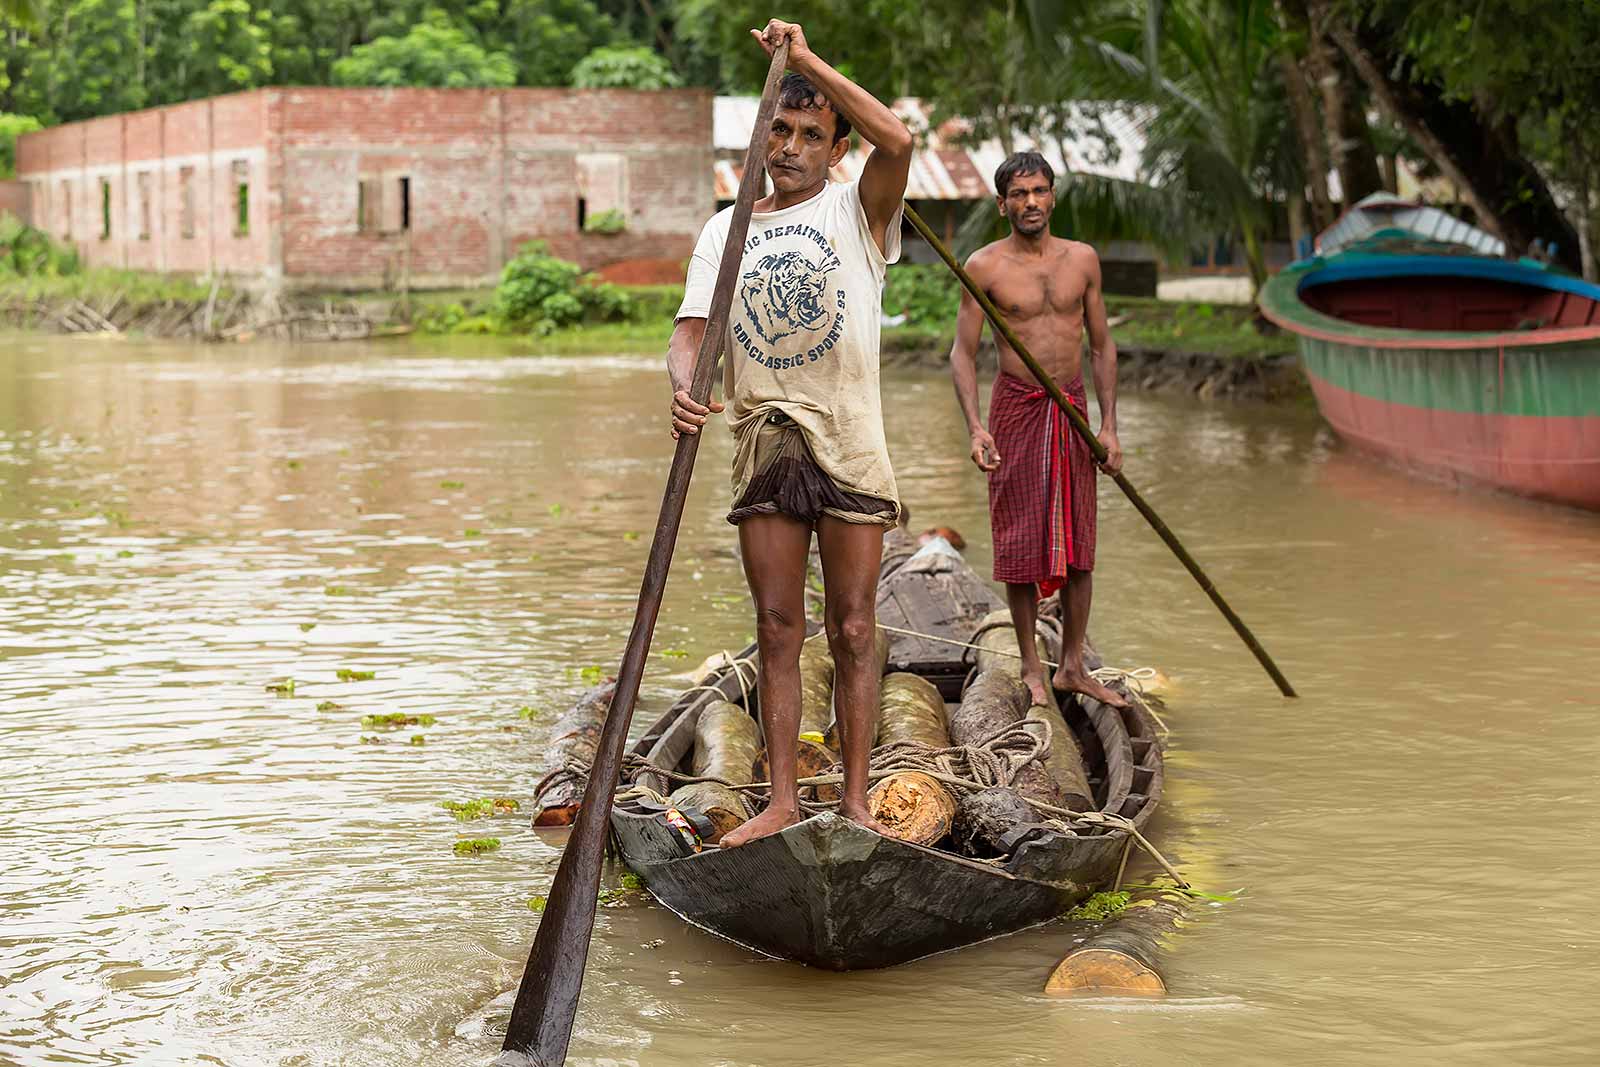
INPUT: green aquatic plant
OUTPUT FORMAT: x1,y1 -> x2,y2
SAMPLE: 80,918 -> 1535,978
579,665 -> 604,685
547,503 -> 564,517
440,480 -> 464,489
361,712 -> 436,729
454,838 -> 501,856
264,678 -> 297,696
325,585 -> 354,597
515,705 -> 537,720
443,797 -> 520,821
286,459 -> 302,470
317,701 -> 344,712
620,872 -> 645,890
359,735 -> 384,744
622,531 -> 639,542
116,550 -> 135,559
1067,890 -> 1131,921
409,734 -> 426,746
464,528 -> 482,537
299,622 -> 317,633
657,648 -> 688,659
527,896 -> 547,912
337,668 -> 376,682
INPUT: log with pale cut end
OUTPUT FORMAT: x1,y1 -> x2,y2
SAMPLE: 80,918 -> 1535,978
952,786 -> 1038,857
690,701 -> 761,782
1026,702 -> 1093,811
1045,896 -> 1188,996
972,608 -> 1051,679
867,770 -> 957,846
797,638 -> 835,740
667,781 -> 751,844
876,672 -> 950,748
949,671 -> 1063,810
530,678 -> 618,826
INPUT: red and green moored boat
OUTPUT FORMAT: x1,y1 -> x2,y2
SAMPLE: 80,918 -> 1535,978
1260,240 -> 1600,511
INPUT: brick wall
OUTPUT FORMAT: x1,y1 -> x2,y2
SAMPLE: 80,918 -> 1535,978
14,91 -> 273,277
276,87 -> 711,289
14,87 -> 713,289
0,180 -> 28,220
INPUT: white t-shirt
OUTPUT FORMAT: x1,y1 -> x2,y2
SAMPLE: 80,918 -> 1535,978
676,179 -> 902,508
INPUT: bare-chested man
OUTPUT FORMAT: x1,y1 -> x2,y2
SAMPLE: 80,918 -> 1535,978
949,151 -> 1129,710
668,19 -> 912,846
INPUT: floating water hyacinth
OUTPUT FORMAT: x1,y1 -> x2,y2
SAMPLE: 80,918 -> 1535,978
453,838 -> 500,856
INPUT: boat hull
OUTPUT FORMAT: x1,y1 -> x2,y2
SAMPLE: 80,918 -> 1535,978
1258,254 -> 1600,511
610,809 -> 1122,970
1299,336 -> 1600,509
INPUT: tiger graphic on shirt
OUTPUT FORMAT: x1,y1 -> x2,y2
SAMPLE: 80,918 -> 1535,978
739,249 -> 838,345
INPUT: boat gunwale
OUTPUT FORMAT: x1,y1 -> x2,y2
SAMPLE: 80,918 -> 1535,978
1259,254 -> 1600,351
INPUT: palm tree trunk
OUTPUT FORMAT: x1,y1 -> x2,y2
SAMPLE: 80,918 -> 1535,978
1277,51 -> 1333,230
1301,6 -> 1382,206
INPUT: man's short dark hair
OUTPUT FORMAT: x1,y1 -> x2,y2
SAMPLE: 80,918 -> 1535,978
776,72 -> 852,144
995,151 -> 1056,196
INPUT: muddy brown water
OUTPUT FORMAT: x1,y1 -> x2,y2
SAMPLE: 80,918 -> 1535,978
3,333 -> 1598,1066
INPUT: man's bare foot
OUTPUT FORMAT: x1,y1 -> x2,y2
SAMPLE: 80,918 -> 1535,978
718,804 -> 801,848
1052,666 -> 1131,708
1020,665 -> 1051,708
836,801 -> 893,838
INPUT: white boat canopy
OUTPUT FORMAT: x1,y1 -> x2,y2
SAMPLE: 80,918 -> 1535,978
1315,192 -> 1507,257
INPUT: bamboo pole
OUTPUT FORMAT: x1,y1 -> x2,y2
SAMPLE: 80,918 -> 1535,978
902,204 -> 1296,698
495,42 -> 792,1067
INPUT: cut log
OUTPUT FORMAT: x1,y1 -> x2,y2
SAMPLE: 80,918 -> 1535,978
1026,702 -> 1093,811
797,638 -> 835,739
950,671 -> 1063,810
1045,895 -> 1188,996
952,786 -> 1038,857
667,781 -> 751,844
972,608 -> 1050,678
530,678 -> 618,826
876,672 -> 950,748
690,700 -> 760,781
867,770 -> 957,846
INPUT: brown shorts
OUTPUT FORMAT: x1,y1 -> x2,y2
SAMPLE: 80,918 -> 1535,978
727,411 -> 898,528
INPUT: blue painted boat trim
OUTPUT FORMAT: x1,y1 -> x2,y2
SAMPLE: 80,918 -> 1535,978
1294,253 -> 1600,302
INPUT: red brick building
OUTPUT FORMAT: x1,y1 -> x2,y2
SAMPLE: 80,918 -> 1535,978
13,87 -> 712,289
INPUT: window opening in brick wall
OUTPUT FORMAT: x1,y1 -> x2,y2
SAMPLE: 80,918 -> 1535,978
99,178 -> 111,239
137,171 -> 152,240
398,176 -> 411,231
232,160 -> 249,236
59,179 -> 71,238
575,153 -> 627,233
179,167 -> 196,239
356,178 -> 373,233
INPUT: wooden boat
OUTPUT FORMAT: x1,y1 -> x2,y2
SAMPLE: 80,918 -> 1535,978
1259,196 -> 1600,511
607,536 -> 1165,971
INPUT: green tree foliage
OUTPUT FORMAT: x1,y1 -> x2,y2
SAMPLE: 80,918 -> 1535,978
332,14 -> 516,87
0,112 -> 42,177
184,0 -> 276,97
570,45 -> 681,90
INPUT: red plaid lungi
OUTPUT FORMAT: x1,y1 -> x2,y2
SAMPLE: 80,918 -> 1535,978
987,371 -> 1097,593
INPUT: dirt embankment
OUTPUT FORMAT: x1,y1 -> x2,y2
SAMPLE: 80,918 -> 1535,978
0,288 -> 408,343
880,333 -> 1306,403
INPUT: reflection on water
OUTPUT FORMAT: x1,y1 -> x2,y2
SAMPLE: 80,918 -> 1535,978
3,333 -> 1598,1066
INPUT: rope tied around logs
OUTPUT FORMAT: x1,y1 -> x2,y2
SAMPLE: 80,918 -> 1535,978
558,721 -> 1188,888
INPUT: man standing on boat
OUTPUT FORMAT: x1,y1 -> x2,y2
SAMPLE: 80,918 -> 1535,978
949,151 -> 1129,710
666,19 -> 913,846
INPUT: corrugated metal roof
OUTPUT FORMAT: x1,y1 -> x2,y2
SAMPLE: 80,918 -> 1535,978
714,95 -> 1150,200
1316,192 -> 1507,257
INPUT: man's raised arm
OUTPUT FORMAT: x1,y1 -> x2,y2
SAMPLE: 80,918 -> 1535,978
753,20 -> 912,251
